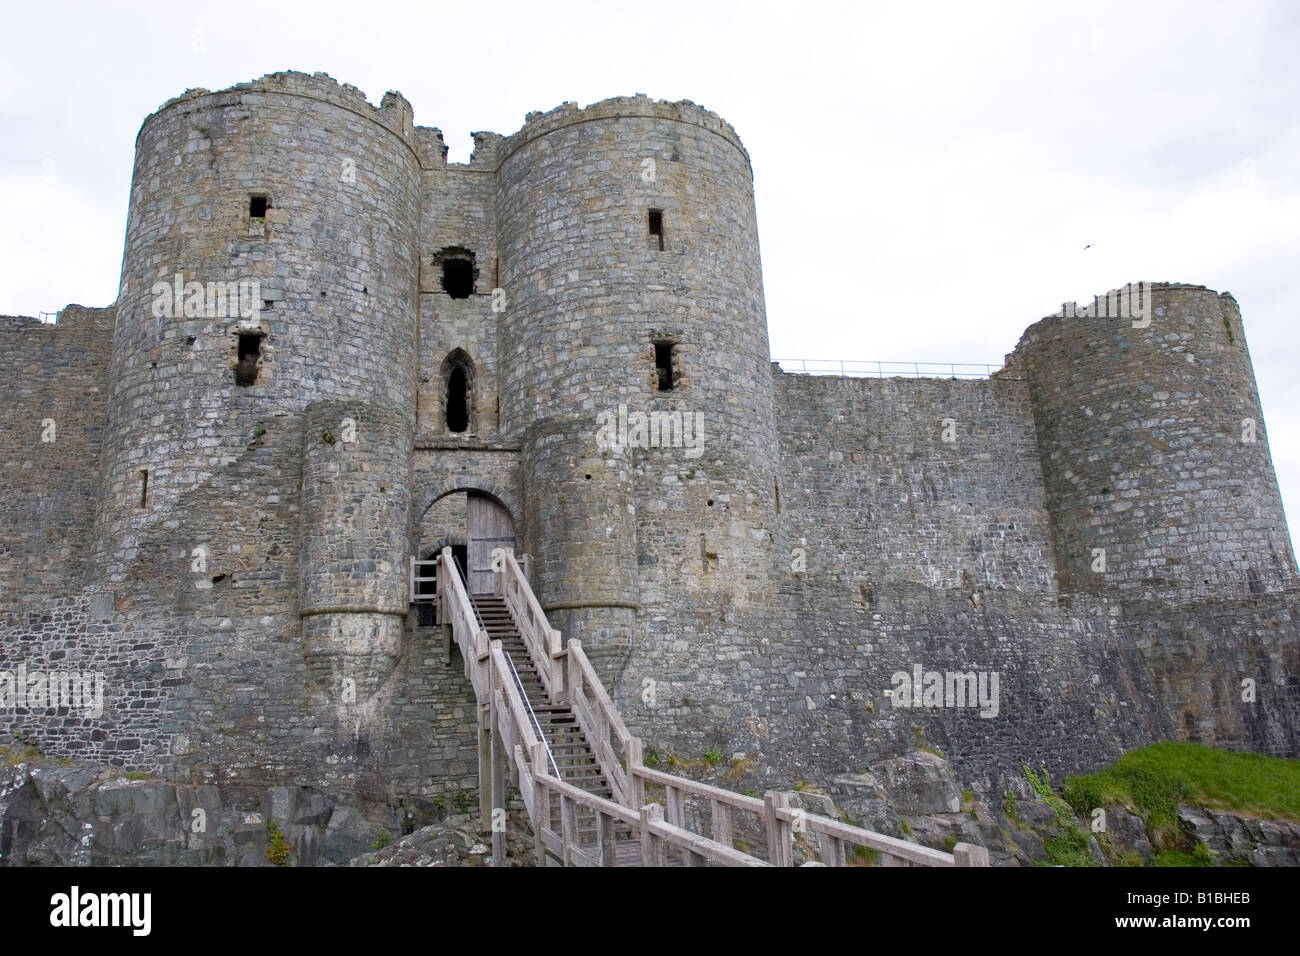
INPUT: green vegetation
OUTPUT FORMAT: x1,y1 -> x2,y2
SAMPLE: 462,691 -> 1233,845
372,829 -> 391,851
723,757 -> 754,781
701,746 -> 723,766
850,844 -> 880,866
1026,765 -> 1098,867
913,726 -> 944,758
1002,790 -> 1021,827
321,431 -> 336,445
1061,742 -> 1300,829
1,743 -> 41,765
266,821 -> 290,866
1154,843 -> 1217,867
642,748 -> 660,768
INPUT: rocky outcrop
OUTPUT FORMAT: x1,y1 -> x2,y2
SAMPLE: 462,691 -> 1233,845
0,756 -> 448,866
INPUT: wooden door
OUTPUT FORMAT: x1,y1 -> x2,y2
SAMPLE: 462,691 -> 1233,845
466,492 -> 515,594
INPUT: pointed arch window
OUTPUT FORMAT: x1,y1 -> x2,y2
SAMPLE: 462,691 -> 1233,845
442,349 -> 474,434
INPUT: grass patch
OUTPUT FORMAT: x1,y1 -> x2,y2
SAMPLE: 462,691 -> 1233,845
0,744 -> 41,765
1154,843 -> 1217,867
701,746 -> 723,766
1061,742 -> 1300,830
372,829 -> 391,851
1026,765 -> 1098,867
723,757 -> 754,781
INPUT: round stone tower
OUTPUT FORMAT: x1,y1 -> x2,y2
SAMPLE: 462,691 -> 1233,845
1015,282 -> 1297,601
496,97 -> 779,678
89,73 -> 422,684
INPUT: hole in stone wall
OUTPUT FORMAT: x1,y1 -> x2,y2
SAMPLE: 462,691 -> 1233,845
648,208 -> 664,251
138,470 -> 148,508
235,332 -> 263,386
655,341 -> 675,391
249,195 -> 269,218
774,481 -> 780,514
447,365 -> 469,432
442,257 -> 474,299
1247,568 -> 1263,594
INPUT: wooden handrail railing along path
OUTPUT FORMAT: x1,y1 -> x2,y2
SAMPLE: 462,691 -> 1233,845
433,546 -> 990,868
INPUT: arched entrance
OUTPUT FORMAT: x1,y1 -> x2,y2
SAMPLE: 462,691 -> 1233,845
417,486 -> 517,596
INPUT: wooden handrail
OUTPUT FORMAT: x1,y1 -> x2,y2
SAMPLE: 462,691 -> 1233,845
773,805 -> 958,867
634,763 -> 766,815
565,639 -> 634,805
498,548 -> 563,698
439,548 -> 490,699
442,543 -> 987,868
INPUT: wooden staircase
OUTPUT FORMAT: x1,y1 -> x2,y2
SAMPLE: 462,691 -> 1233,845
470,593 -> 643,863
428,547 -> 989,868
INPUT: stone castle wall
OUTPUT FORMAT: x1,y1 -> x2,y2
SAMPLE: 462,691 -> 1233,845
0,307 -> 113,606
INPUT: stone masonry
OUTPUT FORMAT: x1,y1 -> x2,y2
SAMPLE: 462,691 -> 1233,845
0,72 -> 1295,836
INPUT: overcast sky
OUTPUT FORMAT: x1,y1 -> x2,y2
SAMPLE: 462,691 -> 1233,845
1,0 -> 1296,550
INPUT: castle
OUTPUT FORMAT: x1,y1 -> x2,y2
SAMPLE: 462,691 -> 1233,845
2,72 -> 1297,832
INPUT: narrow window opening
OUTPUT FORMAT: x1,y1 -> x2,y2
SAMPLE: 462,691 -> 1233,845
139,470 -> 148,508
447,365 -> 469,432
774,480 -> 781,514
648,208 -> 664,251
249,195 -> 269,218
1247,567 -> 1263,594
654,341 -> 675,391
442,258 -> 474,299
235,333 -> 263,386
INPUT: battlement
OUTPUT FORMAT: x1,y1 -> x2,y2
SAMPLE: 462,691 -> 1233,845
499,93 -> 751,170
140,70 -> 426,165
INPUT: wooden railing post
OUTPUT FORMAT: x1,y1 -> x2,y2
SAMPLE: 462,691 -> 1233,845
953,842 -> 990,866
711,798 -> 733,848
560,794 -> 576,867
764,791 -> 794,867
478,706 -> 492,831
566,638 -> 582,711
598,811 -> 617,867
626,737 -> 645,810
640,804 -> 666,867
491,702 -> 506,866
551,629 -> 565,702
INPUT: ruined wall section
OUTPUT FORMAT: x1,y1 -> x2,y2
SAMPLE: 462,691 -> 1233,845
0,307 -> 114,606
1015,283 -> 1297,602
